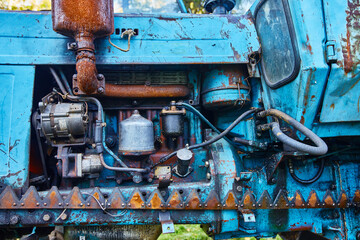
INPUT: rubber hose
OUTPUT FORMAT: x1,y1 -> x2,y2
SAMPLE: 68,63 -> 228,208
258,109 -> 328,155
289,159 -> 325,184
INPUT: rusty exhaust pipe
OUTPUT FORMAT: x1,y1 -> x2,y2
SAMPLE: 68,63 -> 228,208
52,0 -> 114,95
104,84 -> 190,98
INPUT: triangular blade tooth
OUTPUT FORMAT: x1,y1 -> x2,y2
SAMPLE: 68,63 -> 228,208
44,186 -> 64,208
337,190 -> 348,208
322,190 -> 336,208
128,189 -> 145,209
291,190 -> 306,208
166,190 -> 183,209
256,190 -> 273,209
204,190 -> 221,209
146,189 -> 165,209
84,187 -> 105,209
185,189 -> 202,209
306,190 -> 321,208
0,186 -> 20,208
64,187 -> 85,208
240,190 -> 256,209
352,190 -> 360,207
222,191 -> 238,209
107,188 -> 126,209
20,186 -> 43,209
273,189 -> 290,209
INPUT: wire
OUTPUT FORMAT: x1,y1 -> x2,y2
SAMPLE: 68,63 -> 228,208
289,159 -> 325,184
83,193 -> 127,217
108,29 -> 135,52
152,109 -> 256,168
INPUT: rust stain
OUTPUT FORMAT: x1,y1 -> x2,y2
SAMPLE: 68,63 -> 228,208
129,192 -> 144,209
307,191 -> 319,208
338,192 -> 348,208
330,103 -> 335,110
341,0 -> 360,74
185,190 -> 201,209
224,192 -> 237,208
195,45 -> 203,56
149,192 -> 162,209
105,84 -> 190,98
324,194 -> 335,207
305,34 -> 313,55
168,191 -> 182,208
294,191 -> 305,208
229,43 -> 240,61
0,170 -> 21,181
9,139 -> 20,152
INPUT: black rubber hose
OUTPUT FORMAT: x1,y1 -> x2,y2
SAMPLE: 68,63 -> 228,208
289,159 -> 325,184
257,109 -> 328,155
152,109 -> 256,168
177,102 -> 245,149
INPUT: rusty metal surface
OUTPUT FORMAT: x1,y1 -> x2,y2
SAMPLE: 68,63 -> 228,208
0,185 -> 358,210
104,83 -> 190,98
52,0 -> 114,95
51,0 -> 114,40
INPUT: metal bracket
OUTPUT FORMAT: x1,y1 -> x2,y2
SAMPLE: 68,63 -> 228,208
238,209 -> 256,233
173,165 -> 193,178
159,211 -> 175,234
325,40 -> 337,63
265,153 -> 285,184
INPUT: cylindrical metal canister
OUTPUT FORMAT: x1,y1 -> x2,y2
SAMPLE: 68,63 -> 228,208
118,110 -> 155,156
176,148 -> 193,176
202,66 -> 250,109
160,101 -> 186,138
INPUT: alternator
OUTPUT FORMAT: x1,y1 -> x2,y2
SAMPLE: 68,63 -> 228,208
39,103 -> 88,146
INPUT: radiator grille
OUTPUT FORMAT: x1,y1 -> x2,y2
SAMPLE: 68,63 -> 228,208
105,71 -> 188,85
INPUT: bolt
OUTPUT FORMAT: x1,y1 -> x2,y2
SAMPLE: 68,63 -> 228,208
236,186 -> 243,192
68,42 -> 77,50
206,173 -> 211,180
204,161 -> 209,168
116,179 -> 122,185
97,74 -> 105,81
147,178 -> 153,183
105,137 -> 116,148
97,87 -> 104,94
161,191 -> 167,197
271,178 -> 276,184
10,215 -> 20,225
60,213 -> 68,221
43,214 -> 51,222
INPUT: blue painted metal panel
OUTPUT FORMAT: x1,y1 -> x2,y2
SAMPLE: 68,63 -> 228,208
0,11 -> 260,65
320,0 -> 360,123
0,65 -> 35,188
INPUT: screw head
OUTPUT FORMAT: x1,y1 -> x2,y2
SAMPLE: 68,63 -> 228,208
43,214 -> 51,222
10,215 -> 20,225
206,173 -> 211,180
97,74 -> 105,81
60,213 -> 68,221
97,87 -> 104,94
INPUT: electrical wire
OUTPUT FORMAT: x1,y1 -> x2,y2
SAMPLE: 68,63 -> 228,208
83,193 -> 127,217
289,159 -> 325,184
152,109 -> 256,168
51,68 -> 148,173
